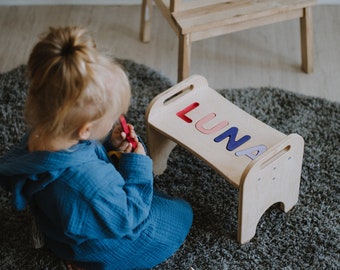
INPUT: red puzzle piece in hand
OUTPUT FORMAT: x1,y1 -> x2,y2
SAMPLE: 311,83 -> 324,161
119,115 -> 137,150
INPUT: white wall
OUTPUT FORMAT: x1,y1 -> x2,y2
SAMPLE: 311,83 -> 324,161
319,0 -> 340,3
0,0 -> 338,5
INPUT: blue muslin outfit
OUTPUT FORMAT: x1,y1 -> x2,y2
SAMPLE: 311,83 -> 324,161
0,135 -> 193,270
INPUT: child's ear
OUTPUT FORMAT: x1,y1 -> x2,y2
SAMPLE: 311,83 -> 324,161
78,122 -> 93,140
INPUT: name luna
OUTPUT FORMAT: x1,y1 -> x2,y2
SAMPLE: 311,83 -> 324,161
176,102 -> 267,160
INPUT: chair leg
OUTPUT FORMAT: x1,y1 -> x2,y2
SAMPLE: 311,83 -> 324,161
300,7 -> 314,73
140,0 -> 153,42
178,34 -> 191,82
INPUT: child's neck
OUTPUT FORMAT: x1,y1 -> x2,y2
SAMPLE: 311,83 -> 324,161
28,131 -> 79,152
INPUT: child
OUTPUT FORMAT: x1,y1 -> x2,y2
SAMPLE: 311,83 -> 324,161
0,26 -> 193,270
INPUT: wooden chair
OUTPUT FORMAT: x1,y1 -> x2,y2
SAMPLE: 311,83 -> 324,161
145,75 -> 304,244
140,0 -> 316,82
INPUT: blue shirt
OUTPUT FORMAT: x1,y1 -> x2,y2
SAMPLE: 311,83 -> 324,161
0,135 -> 193,269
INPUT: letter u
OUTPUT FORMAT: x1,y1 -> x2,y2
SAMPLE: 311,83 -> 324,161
195,113 -> 229,134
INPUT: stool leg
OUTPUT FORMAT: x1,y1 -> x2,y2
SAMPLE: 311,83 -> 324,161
146,124 -> 177,175
178,34 -> 191,82
300,7 -> 314,73
140,0 -> 153,42
237,134 -> 304,244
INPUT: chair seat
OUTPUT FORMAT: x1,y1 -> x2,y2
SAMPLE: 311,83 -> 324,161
141,0 -> 316,88
173,0 -> 316,40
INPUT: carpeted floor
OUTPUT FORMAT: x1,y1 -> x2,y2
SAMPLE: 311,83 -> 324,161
0,60 -> 339,270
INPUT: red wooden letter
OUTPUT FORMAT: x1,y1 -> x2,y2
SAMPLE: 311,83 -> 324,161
176,102 -> 200,123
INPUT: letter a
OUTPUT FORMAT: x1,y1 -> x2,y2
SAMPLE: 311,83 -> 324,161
235,145 -> 267,160
214,127 -> 251,151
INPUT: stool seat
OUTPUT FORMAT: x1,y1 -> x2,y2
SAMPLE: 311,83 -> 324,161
146,75 -> 304,243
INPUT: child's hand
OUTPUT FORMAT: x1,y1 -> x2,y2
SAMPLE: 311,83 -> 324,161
110,124 -> 145,155
133,141 -> 146,155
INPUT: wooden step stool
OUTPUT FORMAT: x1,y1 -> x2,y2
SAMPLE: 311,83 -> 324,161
140,0 -> 316,82
145,75 -> 304,244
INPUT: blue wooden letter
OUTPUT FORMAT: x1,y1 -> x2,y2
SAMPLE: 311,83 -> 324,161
214,127 -> 251,151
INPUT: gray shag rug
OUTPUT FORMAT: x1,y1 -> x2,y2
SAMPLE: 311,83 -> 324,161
0,60 -> 339,270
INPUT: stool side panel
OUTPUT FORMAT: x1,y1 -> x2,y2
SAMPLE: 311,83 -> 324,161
238,133 -> 304,243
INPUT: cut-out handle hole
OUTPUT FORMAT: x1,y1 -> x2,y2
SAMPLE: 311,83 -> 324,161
260,145 -> 291,169
163,84 -> 194,105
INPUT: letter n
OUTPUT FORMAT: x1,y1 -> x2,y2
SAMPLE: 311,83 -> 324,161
214,127 -> 251,151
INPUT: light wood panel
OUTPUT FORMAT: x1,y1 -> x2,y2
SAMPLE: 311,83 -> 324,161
145,74 -> 304,243
0,5 -> 339,102
142,0 -> 316,80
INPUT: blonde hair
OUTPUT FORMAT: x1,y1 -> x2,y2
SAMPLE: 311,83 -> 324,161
25,26 -> 131,140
